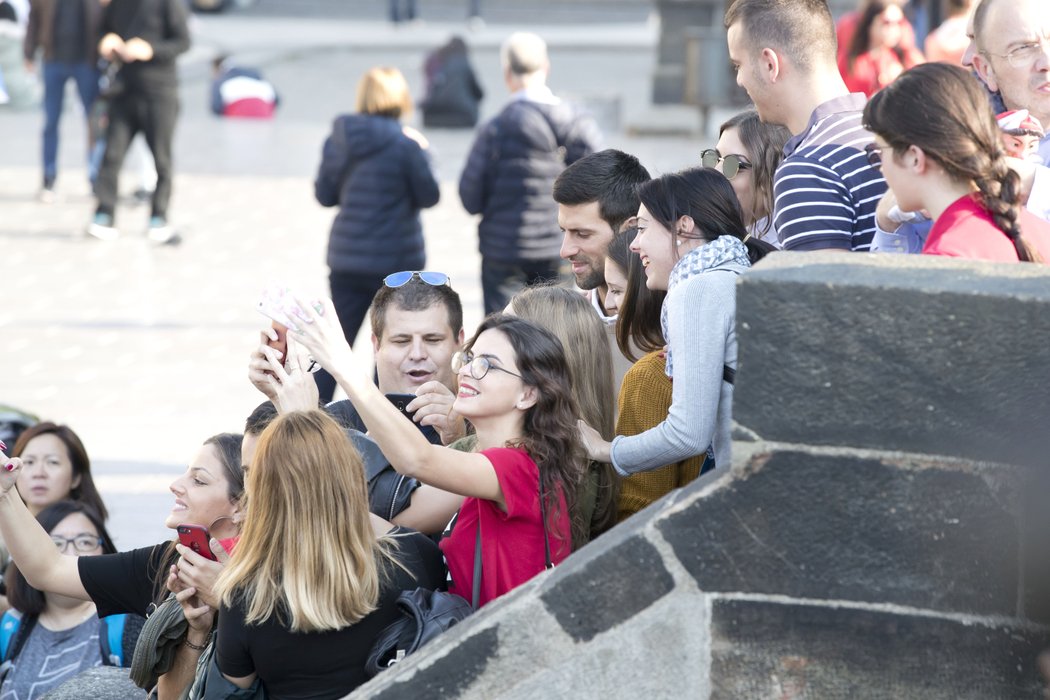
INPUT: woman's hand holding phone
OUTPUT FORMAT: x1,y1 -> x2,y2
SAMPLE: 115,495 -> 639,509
174,538 -> 230,611
288,295 -> 367,388
0,448 -> 21,496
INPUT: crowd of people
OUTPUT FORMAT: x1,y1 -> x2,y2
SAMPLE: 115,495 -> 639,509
3,0 -> 1050,696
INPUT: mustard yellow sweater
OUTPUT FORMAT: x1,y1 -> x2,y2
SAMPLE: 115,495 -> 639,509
615,351 -> 704,522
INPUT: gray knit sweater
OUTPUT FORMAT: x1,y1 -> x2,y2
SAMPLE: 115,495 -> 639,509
610,259 -> 746,475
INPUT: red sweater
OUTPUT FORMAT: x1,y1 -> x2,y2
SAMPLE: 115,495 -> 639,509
924,193 -> 1050,262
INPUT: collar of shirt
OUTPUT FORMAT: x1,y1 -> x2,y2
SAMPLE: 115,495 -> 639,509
783,92 -> 869,157
510,84 -> 559,105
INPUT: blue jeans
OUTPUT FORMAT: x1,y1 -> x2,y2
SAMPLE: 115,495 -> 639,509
41,61 -> 99,185
480,257 -> 564,316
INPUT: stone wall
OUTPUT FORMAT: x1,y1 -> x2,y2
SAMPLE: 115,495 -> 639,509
352,253 -> 1050,699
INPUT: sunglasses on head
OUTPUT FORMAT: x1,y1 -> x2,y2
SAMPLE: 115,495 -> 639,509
700,149 -> 753,179
383,271 -> 451,288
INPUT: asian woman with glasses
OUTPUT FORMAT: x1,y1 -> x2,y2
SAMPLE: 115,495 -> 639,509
702,110 -> 791,248
0,500 -> 142,697
291,303 -> 584,608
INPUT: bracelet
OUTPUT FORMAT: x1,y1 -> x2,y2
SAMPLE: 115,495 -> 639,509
184,632 -> 211,651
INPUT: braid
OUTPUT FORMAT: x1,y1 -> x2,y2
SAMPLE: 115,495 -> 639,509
974,157 -> 1041,263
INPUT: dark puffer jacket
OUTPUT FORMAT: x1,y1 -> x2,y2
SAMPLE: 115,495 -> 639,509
315,114 -> 440,275
458,99 -> 602,262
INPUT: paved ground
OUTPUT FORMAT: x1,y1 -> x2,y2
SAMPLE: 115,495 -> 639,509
1,11 -> 711,549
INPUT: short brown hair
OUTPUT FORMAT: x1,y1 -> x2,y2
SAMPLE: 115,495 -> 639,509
724,0 -> 838,72
355,66 -> 412,119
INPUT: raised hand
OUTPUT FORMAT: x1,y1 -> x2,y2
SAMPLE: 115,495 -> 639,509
288,295 -> 367,384
174,540 -> 230,610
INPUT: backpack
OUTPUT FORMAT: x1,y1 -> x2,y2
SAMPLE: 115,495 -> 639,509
0,609 -> 130,681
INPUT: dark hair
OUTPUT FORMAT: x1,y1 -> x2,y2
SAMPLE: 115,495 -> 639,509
204,433 -> 245,503
848,0 -> 906,70
6,501 -> 116,616
637,167 -> 771,265
553,150 -> 652,235
724,0 -> 837,71
370,277 -> 464,342
864,62 -> 1042,262
465,315 -> 586,549
719,110 -> 791,234
13,422 -> 108,522
244,401 -> 279,437
608,227 -> 665,361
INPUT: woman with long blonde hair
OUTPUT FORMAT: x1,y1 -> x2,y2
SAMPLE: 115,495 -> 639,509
212,410 -> 443,697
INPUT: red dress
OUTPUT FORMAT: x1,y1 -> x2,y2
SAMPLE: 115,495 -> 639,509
439,447 -> 571,608
924,193 -> 1050,262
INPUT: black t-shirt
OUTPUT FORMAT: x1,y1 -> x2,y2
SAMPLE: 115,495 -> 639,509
215,529 -> 445,699
78,543 -> 172,618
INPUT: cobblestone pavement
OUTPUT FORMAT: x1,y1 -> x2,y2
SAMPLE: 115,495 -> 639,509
1,13 -> 708,548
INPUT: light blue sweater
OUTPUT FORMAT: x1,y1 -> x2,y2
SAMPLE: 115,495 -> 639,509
610,259 -> 746,475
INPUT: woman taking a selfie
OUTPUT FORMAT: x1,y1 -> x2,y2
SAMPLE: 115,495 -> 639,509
212,410 -> 443,697
290,305 -> 584,607
0,433 -> 244,697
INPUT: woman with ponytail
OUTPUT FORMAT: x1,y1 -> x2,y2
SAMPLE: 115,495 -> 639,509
863,62 -> 1050,263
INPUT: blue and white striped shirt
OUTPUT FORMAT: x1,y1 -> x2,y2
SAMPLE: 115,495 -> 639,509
774,94 -> 887,252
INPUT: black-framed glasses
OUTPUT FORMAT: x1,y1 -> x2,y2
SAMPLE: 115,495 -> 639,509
52,534 -> 103,553
700,148 -> 753,179
451,351 -> 523,381
383,271 -> 450,288
864,142 -> 884,169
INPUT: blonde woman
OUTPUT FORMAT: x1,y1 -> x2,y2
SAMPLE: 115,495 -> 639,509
313,66 -> 441,402
212,410 -> 444,697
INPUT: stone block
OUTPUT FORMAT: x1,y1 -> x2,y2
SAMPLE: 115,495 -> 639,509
659,448 -> 1021,616
367,626 -> 500,700
710,598 -> 1050,699
541,533 -> 675,643
734,253 -> 1050,466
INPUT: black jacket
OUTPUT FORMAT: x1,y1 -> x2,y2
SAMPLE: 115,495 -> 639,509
98,0 -> 189,94
315,114 -> 440,275
421,53 -> 483,128
458,98 -> 602,262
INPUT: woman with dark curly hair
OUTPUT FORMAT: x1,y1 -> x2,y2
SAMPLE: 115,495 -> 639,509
292,302 -> 584,608
863,62 -> 1050,262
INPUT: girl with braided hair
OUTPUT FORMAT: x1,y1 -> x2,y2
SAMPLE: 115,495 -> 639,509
863,62 -> 1050,263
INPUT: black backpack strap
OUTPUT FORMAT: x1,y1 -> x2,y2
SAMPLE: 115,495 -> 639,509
723,364 -> 735,385
470,523 -> 482,610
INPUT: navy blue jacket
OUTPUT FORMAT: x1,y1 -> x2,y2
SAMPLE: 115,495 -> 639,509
316,114 -> 440,275
458,98 -> 601,262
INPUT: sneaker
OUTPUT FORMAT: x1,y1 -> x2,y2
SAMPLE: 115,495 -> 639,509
38,178 -> 56,204
147,216 -> 180,246
86,212 -> 118,241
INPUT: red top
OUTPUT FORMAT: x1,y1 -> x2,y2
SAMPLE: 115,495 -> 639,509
839,48 -> 925,97
439,447 -> 571,608
925,193 -> 1050,262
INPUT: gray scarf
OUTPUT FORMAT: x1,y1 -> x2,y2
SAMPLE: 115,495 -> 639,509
661,235 -> 750,378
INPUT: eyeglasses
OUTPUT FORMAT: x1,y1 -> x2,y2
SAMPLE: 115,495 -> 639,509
864,142 -> 884,168
700,149 -> 753,179
983,36 -> 1050,69
451,351 -> 523,381
383,271 -> 450,288
52,534 -> 103,553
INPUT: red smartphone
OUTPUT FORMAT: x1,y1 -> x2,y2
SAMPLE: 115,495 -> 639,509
177,524 -> 217,561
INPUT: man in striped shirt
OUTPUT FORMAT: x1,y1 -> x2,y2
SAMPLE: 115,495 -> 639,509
724,0 -> 887,251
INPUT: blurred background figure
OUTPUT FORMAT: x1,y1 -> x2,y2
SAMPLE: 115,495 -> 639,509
0,0 -> 38,109
210,53 -> 278,118
421,36 -> 482,128
840,0 -> 926,97
836,0 -> 917,70
389,0 -> 416,25
22,0 -> 100,201
923,0 -> 973,65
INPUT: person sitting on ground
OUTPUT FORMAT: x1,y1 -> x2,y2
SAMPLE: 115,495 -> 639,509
0,433 -> 244,698
578,168 -> 771,478
314,67 -> 441,403
703,110 -> 791,248
0,501 -> 142,698
863,62 -> 1050,262
211,410 -> 444,697
840,0 -> 925,98
209,53 -> 279,118
604,229 -> 706,523
421,36 -> 483,128
292,306 -> 584,608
